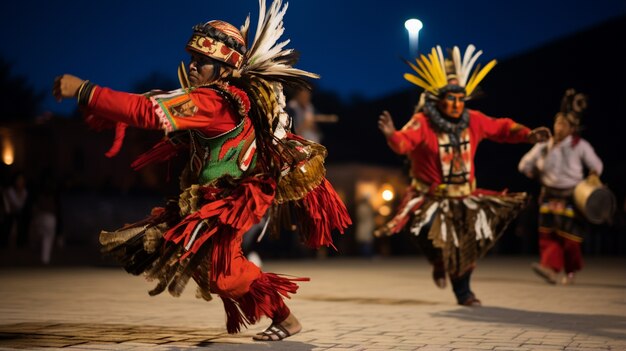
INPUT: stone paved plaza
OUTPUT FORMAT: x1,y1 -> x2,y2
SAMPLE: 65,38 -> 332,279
0,257 -> 625,350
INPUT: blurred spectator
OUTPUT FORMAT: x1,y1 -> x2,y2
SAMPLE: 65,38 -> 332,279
355,195 -> 375,257
2,173 -> 29,248
29,178 -> 60,264
286,87 -> 338,143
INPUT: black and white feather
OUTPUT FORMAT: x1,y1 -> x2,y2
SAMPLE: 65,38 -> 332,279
237,0 -> 319,86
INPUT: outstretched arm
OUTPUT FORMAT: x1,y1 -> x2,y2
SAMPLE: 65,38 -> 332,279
378,110 -> 396,138
53,74 -> 85,102
473,110 -> 550,144
53,74 -> 166,130
53,74 -> 238,134
527,127 -> 551,144
378,111 -> 423,154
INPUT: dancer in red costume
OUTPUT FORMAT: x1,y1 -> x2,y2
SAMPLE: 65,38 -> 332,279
377,45 -> 550,306
53,0 -> 350,341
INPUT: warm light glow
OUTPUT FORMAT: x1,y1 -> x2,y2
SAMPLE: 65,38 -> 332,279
382,189 -> 394,201
2,138 -> 14,165
379,205 -> 391,216
404,19 -> 423,33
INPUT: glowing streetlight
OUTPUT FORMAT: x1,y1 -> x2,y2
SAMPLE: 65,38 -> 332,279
2,141 -> 14,165
1,129 -> 14,165
404,18 -> 423,57
382,189 -> 394,202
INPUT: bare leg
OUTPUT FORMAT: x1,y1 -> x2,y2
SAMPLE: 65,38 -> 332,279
252,312 -> 302,341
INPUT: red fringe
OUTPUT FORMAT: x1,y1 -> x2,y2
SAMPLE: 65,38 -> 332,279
163,177 -> 276,261
212,227 -> 235,276
301,178 -> 352,249
104,122 -> 128,158
84,115 -> 128,158
222,272 -> 309,334
131,138 -> 187,170
84,114 -> 116,131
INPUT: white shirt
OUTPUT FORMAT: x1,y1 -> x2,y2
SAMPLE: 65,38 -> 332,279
518,135 -> 603,189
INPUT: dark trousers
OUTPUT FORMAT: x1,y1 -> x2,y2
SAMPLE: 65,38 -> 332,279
450,269 -> 474,304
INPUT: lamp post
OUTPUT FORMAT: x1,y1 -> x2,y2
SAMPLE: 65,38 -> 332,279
404,18 -> 423,57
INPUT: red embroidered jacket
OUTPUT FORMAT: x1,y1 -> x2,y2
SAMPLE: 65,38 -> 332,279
84,86 -> 239,137
387,109 -> 531,186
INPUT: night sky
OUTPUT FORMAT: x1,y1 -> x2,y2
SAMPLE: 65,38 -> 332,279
2,0 -> 624,115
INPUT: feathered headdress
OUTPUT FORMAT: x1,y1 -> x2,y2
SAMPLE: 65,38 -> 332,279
404,45 -> 497,99
237,0 -> 319,85
184,0 -> 318,178
233,0 -> 321,177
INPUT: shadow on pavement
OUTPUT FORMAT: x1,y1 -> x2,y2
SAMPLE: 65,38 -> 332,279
477,276 -> 626,290
0,322 -> 315,350
433,306 -> 626,340
301,295 -> 441,305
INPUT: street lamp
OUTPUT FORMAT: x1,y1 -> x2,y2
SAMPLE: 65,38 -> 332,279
0,129 -> 14,166
404,18 -> 423,58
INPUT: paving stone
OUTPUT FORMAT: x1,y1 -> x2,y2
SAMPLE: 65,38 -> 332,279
0,257 -> 624,350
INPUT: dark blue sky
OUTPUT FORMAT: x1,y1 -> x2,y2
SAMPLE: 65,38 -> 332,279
2,0 -> 624,115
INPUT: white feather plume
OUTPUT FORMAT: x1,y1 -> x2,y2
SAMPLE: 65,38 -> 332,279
461,45 -> 476,78
242,0 -> 318,80
240,15 -> 251,47
452,46 -> 462,84
448,44 -> 482,88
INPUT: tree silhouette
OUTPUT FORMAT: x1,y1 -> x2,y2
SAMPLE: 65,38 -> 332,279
0,57 -> 44,122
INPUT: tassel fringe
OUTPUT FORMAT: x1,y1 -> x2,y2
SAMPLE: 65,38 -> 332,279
299,178 -> 352,249
222,272 -> 309,334
131,136 -> 188,171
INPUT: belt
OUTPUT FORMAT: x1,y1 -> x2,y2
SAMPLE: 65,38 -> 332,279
541,186 -> 574,198
412,178 -> 475,197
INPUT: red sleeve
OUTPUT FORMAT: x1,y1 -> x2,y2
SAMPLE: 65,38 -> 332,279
387,114 -> 425,154
470,109 -> 531,144
85,86 -> 238,137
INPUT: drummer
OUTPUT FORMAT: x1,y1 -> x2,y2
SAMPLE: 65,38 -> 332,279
518,89 -> 603,285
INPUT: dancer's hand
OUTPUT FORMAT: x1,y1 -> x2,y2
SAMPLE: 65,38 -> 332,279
528,126 -> 551,143
53,74 -> 85,102
586,172 -> 602,186
378,110 -> 396,137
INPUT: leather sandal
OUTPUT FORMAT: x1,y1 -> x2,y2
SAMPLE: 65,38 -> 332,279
253,323 -> 292,341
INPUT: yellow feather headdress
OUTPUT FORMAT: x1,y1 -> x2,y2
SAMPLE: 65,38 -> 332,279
404,44 -> 497,99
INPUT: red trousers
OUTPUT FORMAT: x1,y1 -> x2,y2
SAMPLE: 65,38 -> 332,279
209,233 -> 291,329
538,230 -> 583,273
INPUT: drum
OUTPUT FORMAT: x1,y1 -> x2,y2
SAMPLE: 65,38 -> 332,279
574,179 -> 616,224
